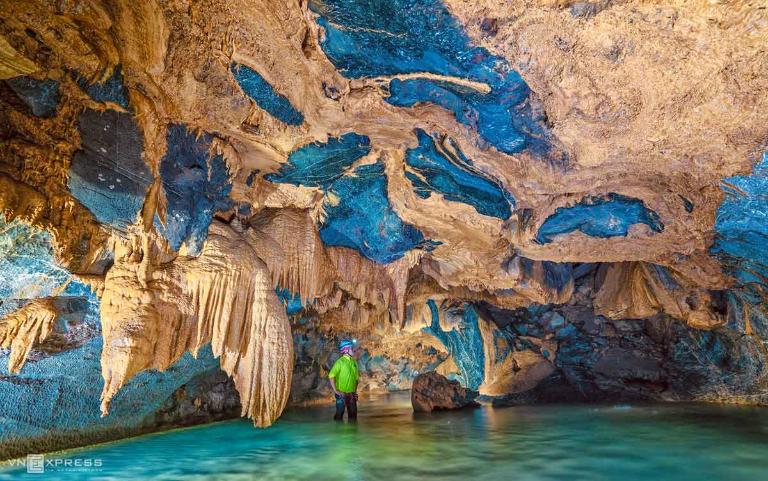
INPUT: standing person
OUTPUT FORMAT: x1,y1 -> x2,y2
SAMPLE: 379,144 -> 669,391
328,339 -> 359,421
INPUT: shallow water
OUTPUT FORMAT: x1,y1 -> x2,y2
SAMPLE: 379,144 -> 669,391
3,394 -> 768,481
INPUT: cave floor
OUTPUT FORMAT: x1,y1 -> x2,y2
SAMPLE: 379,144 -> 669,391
2,393 -> 767,480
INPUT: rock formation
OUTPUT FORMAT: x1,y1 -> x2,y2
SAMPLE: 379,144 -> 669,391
0,0 -> 767,456
0,297 -> 57,374
99,222 -> 293,427
411,371 -> 479,412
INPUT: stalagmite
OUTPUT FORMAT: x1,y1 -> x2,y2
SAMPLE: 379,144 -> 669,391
0,298 -> 57,373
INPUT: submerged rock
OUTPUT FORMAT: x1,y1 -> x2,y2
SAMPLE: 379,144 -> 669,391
411,371 -> 479,412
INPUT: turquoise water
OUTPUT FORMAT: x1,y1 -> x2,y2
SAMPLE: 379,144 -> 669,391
2,394 -> 768,480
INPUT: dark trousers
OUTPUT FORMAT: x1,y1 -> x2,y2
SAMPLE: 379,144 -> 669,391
334,392 -> 358,420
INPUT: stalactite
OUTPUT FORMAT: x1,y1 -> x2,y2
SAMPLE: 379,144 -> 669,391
248,208 -> 335,302
0,36 -> 39,78
404,269 -> 532,330
326,247 -> 422,325
594,262 -> 726,329
0,298 -> 57,373
245,207 -> 424,327
99,222 -> 293,427
0,0 -> 766,443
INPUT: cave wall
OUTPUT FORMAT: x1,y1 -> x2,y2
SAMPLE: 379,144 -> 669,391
0,0 -> 767,459
3,272 -> 766,459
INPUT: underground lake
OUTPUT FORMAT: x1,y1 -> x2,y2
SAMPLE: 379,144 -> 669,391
2,394 -> 768,480
2,0 -> 768,479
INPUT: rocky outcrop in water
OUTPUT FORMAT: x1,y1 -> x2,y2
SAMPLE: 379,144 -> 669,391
0,0 -> 766,458
411,371 -> 480,412
148,369 -> 242,430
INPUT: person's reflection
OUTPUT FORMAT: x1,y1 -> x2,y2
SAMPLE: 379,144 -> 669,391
330,420 -> 362,480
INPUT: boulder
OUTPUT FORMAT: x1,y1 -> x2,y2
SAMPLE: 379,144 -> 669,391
411,372 -> 479,412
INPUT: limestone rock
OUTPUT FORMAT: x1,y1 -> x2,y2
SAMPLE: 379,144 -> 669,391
0,0 -> 767,455
411,371 -> 479,412
99,222 -> 293,427
0,298 -> 57,373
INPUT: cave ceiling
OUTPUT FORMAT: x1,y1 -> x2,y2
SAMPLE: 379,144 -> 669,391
0,0 -> 766,426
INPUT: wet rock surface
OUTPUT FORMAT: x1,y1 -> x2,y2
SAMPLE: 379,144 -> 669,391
487,270 -> 768,406
411,371 -> 479,412
147,369 -> 242,429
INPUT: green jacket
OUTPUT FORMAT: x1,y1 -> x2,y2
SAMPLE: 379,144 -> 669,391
328,354 -> 359,393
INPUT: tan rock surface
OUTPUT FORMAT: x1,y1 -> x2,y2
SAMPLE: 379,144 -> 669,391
100,222 -> 293,426
0,298 -> 58,374
0,0 -> 766,427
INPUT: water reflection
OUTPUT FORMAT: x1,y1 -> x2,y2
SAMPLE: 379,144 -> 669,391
2,393 -> 767,481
